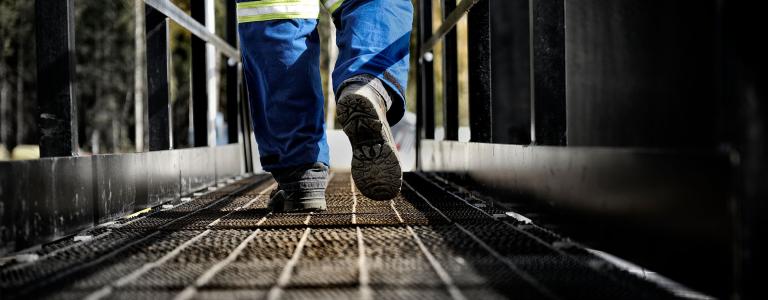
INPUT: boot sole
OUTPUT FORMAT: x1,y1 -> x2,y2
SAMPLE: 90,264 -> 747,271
337,94 -> 402,200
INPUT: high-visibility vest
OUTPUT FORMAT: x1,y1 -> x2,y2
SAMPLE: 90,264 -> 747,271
236,0 -> 345,23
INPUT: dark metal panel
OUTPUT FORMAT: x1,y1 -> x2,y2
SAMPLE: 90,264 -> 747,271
565,0 -> 720,147
725,1 -> 768,298
467,0 -> 492,143
8,157 -> 94,250
490,0 -> 531,144
1,145 -> 240,253
93,154 -> 146,223
191,0 -> 209,147
0,162 -> 16,255
215,144 -> 242,180
442,0 -> 459,141
420,140 -> 730,239
419,140 -> 731,296
35,0 -> 79,157
50,157 -> 95,239
531,0 -> 566,145
146,6 -> 172,151
179,147 -> 216,194
11,160 -> 52,250
146,150 -> 181,207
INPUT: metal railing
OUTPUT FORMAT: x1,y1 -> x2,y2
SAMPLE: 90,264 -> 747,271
416,0 -> 566,146
35,0 -> 252,162
145,0 -> 239,60
413,1 -> 748,298
0,0 -> 253,254
417,0 -> 489,145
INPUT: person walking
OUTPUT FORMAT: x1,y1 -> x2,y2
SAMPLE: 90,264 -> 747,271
236,0 -> 412,211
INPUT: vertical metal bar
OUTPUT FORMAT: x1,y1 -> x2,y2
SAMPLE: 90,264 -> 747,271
531,0 -> 566,145
239,75 -> 254,173
35,0 -> 79,157
146,6 -> 172,151
488,0 -> 530,145
468,0 -> 492,143
226,0 -> 239,144
415,6 -> 423,169
414,0 -> 424,168
442,0 -> 459,141
191,0 -> 209,147
727,1 -> 768,298
421,0 -> 435,140
228,0 -> 253,172
134,0 -> 147,153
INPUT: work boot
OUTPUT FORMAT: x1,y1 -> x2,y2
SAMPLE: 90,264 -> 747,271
268,162 -> 328,212
336,74 -> 402,200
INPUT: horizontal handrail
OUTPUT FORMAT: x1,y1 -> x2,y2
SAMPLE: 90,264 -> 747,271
144,0 -> 240,61
419,0 -> 481,58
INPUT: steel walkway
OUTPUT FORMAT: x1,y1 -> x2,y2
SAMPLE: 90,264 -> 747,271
1,173 -> 687,300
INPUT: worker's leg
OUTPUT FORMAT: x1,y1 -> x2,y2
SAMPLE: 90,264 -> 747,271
327,0 -> 412,125
237,0 -> 328,211
324,0 -> 413,200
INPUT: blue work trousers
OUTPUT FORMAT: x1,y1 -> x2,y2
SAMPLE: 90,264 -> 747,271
237,0 -> 413,171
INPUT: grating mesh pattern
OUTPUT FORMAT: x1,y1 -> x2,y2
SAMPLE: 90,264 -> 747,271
0,172 -> 690,300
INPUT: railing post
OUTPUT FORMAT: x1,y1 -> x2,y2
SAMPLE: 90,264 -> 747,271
35,0 -> 79,157
442,0 -> 459,141
227,0 -> 253,172
226,0 -> 239,145
419,0 -> 435,140
191,0 -> 209,147
239,74 -> 255,173
530,0 -> 566,145
468,0 -> 492,143
146,5 -> 172,151
487,0 -> 531,145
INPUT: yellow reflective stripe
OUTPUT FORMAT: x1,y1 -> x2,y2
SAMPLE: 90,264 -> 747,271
326,0 -> 344,13
238,12 -> 319,23
237,0 -> 313,9
237,0 -> 319,23
321,0 -> 344,13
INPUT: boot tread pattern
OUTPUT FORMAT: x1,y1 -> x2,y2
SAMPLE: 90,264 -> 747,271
337,94 -> 402,200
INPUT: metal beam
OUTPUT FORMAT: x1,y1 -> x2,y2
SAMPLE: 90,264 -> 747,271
146,6 -> 172,151
490,0 -> 531,144
226,0 -> 240,144
418,0 -> 435,141
442,0 -> 459,141
35,0 -> 79,157
420,0 -> 482,58
191,0 -> 209,147
143,0 -> 240,61
468,0 -> 492,143
531,0 -> 566,145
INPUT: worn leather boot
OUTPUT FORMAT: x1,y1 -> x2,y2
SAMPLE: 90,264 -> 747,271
336,75 -> 402,200
268,162 -> 328,212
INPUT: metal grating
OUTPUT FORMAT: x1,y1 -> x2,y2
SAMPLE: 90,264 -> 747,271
0,172 -> 695,300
